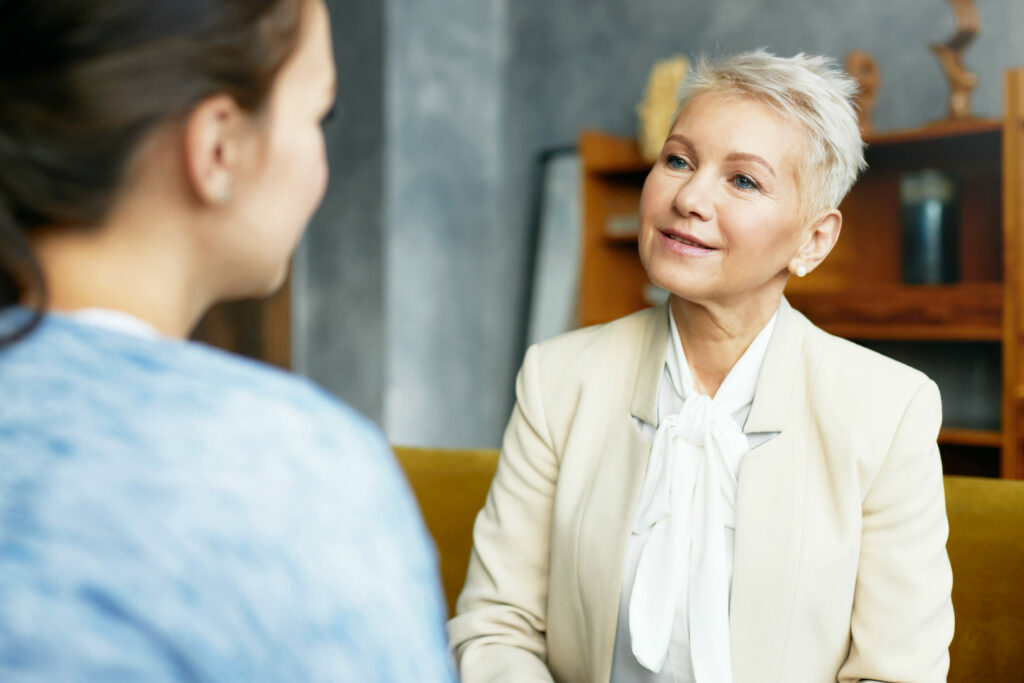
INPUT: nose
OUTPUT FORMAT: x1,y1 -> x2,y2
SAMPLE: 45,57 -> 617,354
672,170 -> 715,221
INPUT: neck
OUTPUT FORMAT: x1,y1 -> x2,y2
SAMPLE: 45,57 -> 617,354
29,221 -> 210,339
670,293 -> 782,396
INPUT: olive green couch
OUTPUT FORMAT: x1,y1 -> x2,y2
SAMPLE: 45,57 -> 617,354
394,447 -> 1024,682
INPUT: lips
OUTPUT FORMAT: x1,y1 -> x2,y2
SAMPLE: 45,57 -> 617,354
659,229 -> 716,251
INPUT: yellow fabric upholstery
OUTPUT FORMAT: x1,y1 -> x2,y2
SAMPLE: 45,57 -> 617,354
394,449 -> 1024,676
944,475 -> 1024,683
393,446 -> 499,617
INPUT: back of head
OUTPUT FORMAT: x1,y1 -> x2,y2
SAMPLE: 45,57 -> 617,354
678,49 -> 867,216
0,0 -> 304,340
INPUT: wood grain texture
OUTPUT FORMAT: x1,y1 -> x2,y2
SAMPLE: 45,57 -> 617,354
1001,70 -> 1024,479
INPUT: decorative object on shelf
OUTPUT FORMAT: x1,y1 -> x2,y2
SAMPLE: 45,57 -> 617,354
844,51 -> 880,135
636,55 -> 689,163
931,0 -> 980,122
900,169 -> 959,284
605,214 -> 640,239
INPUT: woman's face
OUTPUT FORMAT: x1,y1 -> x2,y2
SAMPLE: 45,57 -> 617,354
223,0 -> 336,298
638,92 -> 812,309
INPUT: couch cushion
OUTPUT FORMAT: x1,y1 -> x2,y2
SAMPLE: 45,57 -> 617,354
394,447 -> 499,617
944,475 -> 1024,683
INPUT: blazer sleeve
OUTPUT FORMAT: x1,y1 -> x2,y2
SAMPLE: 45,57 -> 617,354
838,378 -> 954,683
447,344 -> 558,682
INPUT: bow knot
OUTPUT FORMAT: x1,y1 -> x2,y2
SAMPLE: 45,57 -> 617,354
625,305 -> 777,681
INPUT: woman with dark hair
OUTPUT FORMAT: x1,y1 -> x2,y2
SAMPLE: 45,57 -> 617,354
0,1 -> 454,680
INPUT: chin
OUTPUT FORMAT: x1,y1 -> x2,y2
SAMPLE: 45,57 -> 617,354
643,259 -> 705,302
258,264 -> 290,298
227,261 -> 290,301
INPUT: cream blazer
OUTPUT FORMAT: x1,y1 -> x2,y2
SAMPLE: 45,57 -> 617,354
449,300 -> 954,683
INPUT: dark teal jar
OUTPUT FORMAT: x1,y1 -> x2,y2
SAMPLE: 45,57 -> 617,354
900,169 -> 959,284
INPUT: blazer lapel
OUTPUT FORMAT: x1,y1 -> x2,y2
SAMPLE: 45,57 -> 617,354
731,298 -> 814,683
629,303 -> 668,429
579,305 -> 668,682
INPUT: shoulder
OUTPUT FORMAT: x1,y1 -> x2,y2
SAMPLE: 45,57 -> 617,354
801,316 -> 934,403
526,306 -> 660,379
792,311 -> 941,456
0,318 -> 453,681
19,312 -> 382,445
0,314 -> 400,511
510,308 -> 661,446
180,340 -> 381,441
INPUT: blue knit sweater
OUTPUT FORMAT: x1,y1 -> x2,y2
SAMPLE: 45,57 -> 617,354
0,310 -> 454,682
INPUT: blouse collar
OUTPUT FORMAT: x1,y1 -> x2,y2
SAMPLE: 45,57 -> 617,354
664,303 -> 779,420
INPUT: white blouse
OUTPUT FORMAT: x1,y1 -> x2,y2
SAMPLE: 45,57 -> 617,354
610,305 -> 778,683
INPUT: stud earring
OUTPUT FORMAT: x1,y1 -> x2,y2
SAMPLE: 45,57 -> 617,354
795,265 -> 807,278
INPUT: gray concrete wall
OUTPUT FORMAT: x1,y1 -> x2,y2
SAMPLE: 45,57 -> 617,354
508,0 -> 1024,145
384,0 -> 519,447
293,0 -> 386,423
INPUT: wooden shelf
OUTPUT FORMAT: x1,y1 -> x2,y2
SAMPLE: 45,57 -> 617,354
785,283 -> 1004,341
579,122 -> 1004,175
939,427 -> 1002,448
579,129 -> 649,174
864,119 -> 1002,146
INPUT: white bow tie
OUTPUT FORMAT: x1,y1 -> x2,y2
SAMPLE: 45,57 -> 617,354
628,390 -> 747,680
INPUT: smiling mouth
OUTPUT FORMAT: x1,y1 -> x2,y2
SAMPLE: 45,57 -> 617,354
664,233 -> 714,249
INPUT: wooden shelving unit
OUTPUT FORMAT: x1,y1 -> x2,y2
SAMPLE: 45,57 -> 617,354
939,427 -> 1002,448
578,69 -> 1024,479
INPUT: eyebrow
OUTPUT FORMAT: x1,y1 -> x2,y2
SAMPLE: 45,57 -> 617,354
665,134 -> 777,179
725,152 -> 777,179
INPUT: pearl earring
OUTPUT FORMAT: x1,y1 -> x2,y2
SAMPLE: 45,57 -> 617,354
795,265 -> 807,278
216,185 -> 232,205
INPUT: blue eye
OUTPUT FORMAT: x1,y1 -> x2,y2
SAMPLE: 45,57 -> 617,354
666,154 -> 691,171
733,174 -> 759,191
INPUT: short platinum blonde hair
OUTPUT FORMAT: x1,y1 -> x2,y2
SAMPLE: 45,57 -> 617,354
678,49 -> 867,215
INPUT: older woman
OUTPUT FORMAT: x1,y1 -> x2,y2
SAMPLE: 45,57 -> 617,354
449,51 -> 953,683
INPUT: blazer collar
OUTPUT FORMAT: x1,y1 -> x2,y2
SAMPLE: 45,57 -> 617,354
627,297 -> 807,434
628,304 -> 669,427
743,297 -> 806,433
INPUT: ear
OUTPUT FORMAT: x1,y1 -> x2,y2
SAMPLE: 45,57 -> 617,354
183,95 -> 245,206
789,209 -> 842,277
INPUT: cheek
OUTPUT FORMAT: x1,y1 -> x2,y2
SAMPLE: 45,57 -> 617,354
638,174 -> 667,258
720,206 -> 799,265
285,131 -> 328,215
307,135 -> 329,204
247,135 -> 326,249
639,171 -> 666,221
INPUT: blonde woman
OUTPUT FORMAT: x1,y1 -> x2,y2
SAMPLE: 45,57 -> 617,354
450,50 -> 953,683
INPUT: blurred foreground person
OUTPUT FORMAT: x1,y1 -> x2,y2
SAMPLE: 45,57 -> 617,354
0,1 -> 453,680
